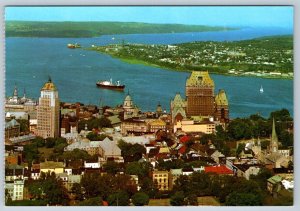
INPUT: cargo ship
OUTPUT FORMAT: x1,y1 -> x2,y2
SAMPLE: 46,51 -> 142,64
96,79 -> 125,91
67,43 -> 81,49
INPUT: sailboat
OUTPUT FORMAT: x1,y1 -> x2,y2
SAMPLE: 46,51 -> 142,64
260,85 -> 264,93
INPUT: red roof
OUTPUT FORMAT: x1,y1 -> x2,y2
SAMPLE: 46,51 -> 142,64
204,165 -> 233,175
103,201 -> 108,206
180,135 -> 190,143
179,146 -> 187,154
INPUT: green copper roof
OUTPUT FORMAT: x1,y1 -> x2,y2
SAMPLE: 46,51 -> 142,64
186,71 -> 214,87
215,89 -> 228,106
267,175 -> 282,184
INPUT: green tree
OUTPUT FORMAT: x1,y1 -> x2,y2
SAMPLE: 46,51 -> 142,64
186,194 -> 198,206
71,183 -> 84,201
107,191 -> 129,206
78,197 -> 103,206
132,192 -> 149,206
28,172 -> 69,205
225,192 -> 262,206
103,161 -> 119,175
17,119 -> 29,133
170,191 -> 186,206
269,109 -> 293,122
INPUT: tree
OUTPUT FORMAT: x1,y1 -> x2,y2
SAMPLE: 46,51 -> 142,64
225,192 -> 262,206
17,119 -> 29,133
132,192 -> 149,206
107,191 -> 129,206
269,109 -> 293,122
28,172 -> 69,205
186,194 -> 198,206
140,177 -> 158,198
71,183 -> 84,201
78,197 -> 103,206
170,191 -> 186,206
103,161 -> 119,175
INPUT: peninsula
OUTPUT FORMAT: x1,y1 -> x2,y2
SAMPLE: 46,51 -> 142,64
5,21 -> 235,38
87,35 -> 293,79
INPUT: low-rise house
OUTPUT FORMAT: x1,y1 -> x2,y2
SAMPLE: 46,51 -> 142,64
210,150 -> 225,164
267,175 -> 283,198
5,180 -> 24,201
152,170 -> 170,191
234,164 -> 261,180
182,167 -> 194,176
121,118 -> 148,135
40,161 -> 65,175
31,169 -> 40,180
98,137 -> 122,160
169,169 -> 183,190
204,165 -> 233,175
148,119 -> 167,133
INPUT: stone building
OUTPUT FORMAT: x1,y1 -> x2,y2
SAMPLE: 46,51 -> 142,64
186,71 -> 215,116
36,78 -> 60,138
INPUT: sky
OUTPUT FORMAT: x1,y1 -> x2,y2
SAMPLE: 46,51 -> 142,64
5,6 -> 294,29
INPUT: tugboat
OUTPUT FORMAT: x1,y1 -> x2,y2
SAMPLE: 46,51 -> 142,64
67,43 -> 81,49
96,78 -> 125,91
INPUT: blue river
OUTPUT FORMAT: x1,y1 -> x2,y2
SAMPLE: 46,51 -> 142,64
5,27 -> 293,118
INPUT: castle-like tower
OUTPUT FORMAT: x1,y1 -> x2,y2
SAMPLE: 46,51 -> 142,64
215,89 -> 229,123
36,78 -> 60,138
186,71 -> 215,117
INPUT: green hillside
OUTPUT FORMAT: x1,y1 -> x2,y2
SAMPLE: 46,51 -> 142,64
5,21 -> 236,38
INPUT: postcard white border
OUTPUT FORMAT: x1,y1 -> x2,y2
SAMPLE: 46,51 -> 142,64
0,1 -> 298,211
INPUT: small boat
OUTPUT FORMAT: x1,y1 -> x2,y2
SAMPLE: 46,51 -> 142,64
67,43 -> 81,49
260,85 -> 264,93
96,78 -> 125,91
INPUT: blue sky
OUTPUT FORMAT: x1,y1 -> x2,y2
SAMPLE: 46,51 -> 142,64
5,6 -> 293,28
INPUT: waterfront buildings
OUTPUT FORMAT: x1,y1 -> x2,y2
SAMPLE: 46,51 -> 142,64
36,78 -> 60,138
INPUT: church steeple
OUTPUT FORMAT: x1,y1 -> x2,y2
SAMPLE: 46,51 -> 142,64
13,85 -> 18,97
270,118 -> 279,153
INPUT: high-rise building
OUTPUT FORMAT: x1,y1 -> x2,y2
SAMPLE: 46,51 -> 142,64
186,71 -> 215,116
36,78 -> 60,138
215,89 -> 229,123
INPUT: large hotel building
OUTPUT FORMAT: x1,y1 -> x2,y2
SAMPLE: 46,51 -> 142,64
171,71 -> 229,128
36,78 -> 60,138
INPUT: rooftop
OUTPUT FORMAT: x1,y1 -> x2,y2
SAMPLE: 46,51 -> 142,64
186,71 -> 214,87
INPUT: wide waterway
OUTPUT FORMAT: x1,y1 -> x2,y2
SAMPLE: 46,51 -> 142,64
5,27 -> 293,118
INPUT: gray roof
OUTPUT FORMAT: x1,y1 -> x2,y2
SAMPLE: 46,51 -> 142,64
5,119 -> 20,129
98,137 -> 121,156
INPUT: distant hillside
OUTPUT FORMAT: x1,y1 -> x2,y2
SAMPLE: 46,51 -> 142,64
5,21 -> 236,38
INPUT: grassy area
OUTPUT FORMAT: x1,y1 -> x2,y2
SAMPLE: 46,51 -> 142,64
148,196 -> 220,206
148,198 -> 170,206
38,147 -> 54,159
197,196 -> 221,206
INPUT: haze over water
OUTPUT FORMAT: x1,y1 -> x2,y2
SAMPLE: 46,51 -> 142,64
6,27 -> 293,118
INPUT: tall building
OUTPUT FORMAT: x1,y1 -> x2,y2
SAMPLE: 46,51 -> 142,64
36,78 -> 60,138
186,71 -> 215,116
215,89 -> 229,123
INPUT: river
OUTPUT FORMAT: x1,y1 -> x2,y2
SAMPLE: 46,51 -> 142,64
5,27 -> 293,118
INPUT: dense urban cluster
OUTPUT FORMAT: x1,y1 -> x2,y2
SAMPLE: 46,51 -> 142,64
90,35 -> 293,78
4,72 -> 293,206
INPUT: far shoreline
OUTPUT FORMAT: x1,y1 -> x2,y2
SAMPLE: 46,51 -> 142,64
90,51 -> 294,81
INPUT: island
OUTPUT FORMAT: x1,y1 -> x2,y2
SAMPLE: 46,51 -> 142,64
5,21 -> 235,38
87,35 -> 293,79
